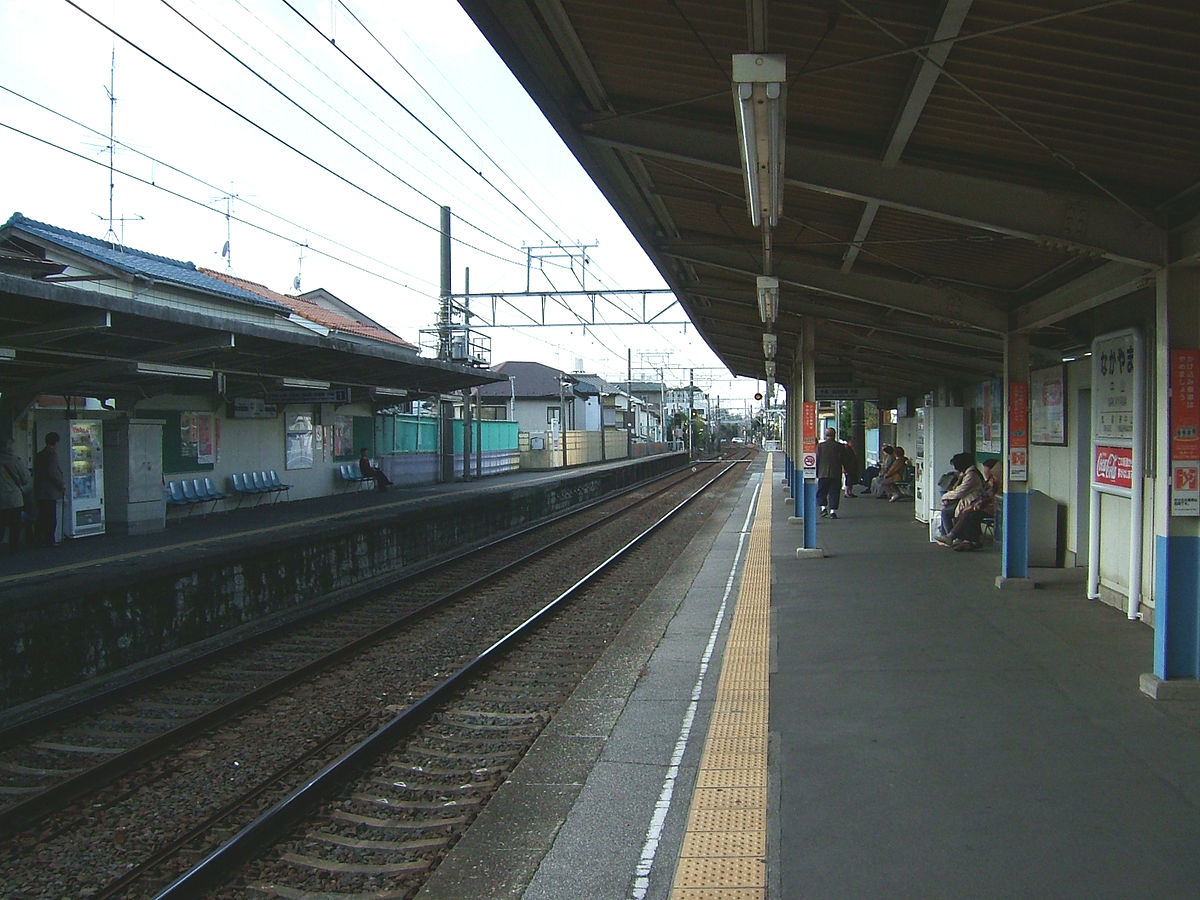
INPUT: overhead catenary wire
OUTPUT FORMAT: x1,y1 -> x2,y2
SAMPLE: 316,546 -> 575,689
280,0 -> 569,252
336,0 -> 581,253
203,0 -> 500,226
59,0 -> 527,270
151,0 -> 528,258
0,118 -> 443,300
0,82 -> 440,294
24,1 -> 753,388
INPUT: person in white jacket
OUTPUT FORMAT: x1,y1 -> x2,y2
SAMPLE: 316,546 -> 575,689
936,452 -> 984,543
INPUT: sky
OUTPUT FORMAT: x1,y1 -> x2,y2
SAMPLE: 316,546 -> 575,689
0,0 -> 766,411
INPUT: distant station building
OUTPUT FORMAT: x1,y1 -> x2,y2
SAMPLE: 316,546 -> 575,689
0,212 -> 502,536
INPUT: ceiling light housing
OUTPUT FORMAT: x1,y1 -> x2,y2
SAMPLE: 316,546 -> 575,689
280,377 -> 331,390
763,332 -> 777,361
757,275 -> 780,326
733,53 -> 786,228
134,362 -> 213,380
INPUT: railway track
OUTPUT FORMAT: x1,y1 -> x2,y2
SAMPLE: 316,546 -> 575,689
0,455 -> 750,898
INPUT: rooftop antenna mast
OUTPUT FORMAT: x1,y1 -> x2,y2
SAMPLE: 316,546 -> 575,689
215,191 -> 239,271
293,241 -> 308,292
95,47 -> 141,247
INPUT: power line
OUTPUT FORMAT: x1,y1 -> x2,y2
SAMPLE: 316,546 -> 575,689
280,0 -> 566,251
0,118 -> 439,300
337,0 -> 578,251
0,82 -> 439,294
60,0 -> 525,270
152,0 -> 527,258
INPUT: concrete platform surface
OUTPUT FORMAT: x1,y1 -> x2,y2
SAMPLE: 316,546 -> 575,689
420,454 -> 1200,898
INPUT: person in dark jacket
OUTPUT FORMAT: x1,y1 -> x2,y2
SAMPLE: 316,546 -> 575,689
815,428 -> 844,519
359,447 -> 392,492
33,431 -> 65,546
842,437 -> 861,498
0,437 -> 32,553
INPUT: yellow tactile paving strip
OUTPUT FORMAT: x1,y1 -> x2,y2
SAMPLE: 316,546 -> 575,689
669,455 -> 772,899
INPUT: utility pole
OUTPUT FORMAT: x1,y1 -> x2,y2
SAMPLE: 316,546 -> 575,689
438,206 -> 453,483
688,368 -> 694,458
438,206 -> 452,362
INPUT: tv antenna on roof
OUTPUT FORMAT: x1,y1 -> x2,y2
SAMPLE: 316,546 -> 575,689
92,47 -> 141,247
293,241 -> 308,292
212,190 -> 244,271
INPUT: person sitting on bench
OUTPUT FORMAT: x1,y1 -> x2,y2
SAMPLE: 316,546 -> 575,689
359,448 -> 392,492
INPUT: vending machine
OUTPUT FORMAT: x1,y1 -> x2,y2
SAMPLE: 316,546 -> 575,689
65,419 -> 105,537
914,406 -> 966,530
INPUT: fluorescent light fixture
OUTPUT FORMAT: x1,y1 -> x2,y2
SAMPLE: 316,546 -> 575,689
732,53 -> 786,228
762,332 -> 777,361
764,360 -> 776,381
135,362 -> 213,379
0,348 -> 15,361
757,275 -> 779,325
281,377 -> 330,390
373,387 -> 408,398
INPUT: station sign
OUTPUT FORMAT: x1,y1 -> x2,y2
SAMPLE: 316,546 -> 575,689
815,386 -> 879,400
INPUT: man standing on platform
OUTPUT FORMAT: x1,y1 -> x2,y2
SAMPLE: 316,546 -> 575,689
33,431 -> 64,546
816,427 -> 844,519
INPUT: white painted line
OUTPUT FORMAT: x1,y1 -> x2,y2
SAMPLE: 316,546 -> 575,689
628,473 -> 761,900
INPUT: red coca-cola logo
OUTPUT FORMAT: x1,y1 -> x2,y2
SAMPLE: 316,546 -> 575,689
1094,446 -> 1133,488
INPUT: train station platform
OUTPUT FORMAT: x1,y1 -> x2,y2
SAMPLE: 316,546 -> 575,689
0,452 -> 687,717
422,451 -> 1200,899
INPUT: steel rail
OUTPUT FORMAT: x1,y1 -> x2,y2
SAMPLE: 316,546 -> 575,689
0,460 -> 722,840
152,460 -> 741,898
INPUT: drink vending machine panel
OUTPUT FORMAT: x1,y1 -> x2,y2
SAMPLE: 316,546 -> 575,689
67,419 -> 105,537
915,407 -> 965,533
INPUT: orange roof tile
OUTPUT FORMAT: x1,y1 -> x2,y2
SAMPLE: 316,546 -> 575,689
200,268 -> 418,350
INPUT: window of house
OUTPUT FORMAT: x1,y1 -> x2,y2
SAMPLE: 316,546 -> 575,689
547,406 -> 560,424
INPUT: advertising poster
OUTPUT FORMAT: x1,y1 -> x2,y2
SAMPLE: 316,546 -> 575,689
802,401 -> 817,476
180,411 -> 215,465
1171,349 -> 1199,515
285,411 -> 314,470
1030,365 -> 1066,445
1008,381 -> 1028,482
1094,445 -> 1134,490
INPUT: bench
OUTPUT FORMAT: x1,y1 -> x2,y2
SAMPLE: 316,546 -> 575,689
230,471 -> 284,506
337,462 -> 372,490
165,477 -> 229,514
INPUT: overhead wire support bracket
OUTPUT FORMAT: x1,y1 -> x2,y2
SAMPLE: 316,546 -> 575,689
448,288 -> 680,328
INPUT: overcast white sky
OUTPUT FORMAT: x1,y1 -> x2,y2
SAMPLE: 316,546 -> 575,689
0,0 -> 765,409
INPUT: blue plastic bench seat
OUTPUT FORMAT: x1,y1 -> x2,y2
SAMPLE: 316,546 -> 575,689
337,463 -> 371,489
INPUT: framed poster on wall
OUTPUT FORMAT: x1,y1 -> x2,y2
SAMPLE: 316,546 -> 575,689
1030,364 -> 1067,446
285,410 -> 314,470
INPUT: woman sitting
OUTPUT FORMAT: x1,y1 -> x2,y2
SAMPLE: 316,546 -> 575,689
880,446 -> 908,502
936,452 -> 984,543
938,458 -> 1002,550
870,445 -> 894,497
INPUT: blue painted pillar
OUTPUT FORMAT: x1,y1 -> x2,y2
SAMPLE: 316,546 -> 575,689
1155,536 -> 1200,679
1152,266 -> 1200,681
803,475 -> 817,547
1001,332 -> 1030,580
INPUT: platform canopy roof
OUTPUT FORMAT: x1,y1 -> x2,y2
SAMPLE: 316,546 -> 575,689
455,0 -> 1199,403
0,214 -> 503,411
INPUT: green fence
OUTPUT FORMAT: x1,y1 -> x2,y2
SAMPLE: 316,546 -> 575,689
375,414 -> 518,455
